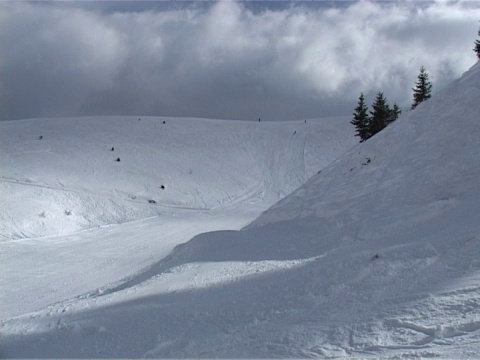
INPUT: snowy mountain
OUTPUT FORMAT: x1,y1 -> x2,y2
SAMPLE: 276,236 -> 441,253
2,62 -> 480,358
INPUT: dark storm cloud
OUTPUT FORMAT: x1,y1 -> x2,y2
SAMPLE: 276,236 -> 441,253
1,1 -> 479,121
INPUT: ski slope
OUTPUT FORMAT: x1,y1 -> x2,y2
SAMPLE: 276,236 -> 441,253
0,116 -> 355,323
2,62 -> 480,358
0,116 -> 352,241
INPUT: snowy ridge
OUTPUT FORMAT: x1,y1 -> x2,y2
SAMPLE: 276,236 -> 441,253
1,63 -> 480,358
252,62 -> 480,230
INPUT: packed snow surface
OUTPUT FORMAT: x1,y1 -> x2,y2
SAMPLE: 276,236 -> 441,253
1,62 -> 480,358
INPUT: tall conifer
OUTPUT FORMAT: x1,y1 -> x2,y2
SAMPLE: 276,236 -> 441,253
351,93 -> 370,142
411,66 -> 432,110
369,92 -> 390,138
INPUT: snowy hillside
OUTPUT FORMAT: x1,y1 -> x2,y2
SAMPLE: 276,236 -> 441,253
2,62 -> 480,359
0,116 -> 355,328
0,116 -> 352,240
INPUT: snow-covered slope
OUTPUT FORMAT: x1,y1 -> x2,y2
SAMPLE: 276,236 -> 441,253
0,116 -> 355,322
0,116 -> 353,240
2,63 -> 480,358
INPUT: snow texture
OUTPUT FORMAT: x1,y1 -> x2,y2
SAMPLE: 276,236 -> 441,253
1,62 -> 480,359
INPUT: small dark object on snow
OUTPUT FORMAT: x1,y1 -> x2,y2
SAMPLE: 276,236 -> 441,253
258,118 -> 261,122
362,157 -> 371,166
148,199 -> 156,204
160,185 -> 165,190
39,136 -> 43,140
304,120 -> 307,123
163,120 -> 166,124
294,131 -> 296,134
116,157 -> 121,162
138,118 -> 141,121
371,254 -> 381,261
111,147 -> 115,151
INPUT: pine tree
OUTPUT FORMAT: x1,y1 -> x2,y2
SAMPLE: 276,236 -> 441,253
386,103 -> 401,126
474,27 -> 480,60
369,92 -> 390,137
411,66 -> 432,110
351,93 -> 370,142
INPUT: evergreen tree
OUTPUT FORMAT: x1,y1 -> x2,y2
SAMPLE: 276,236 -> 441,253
351,93 -> 370,142
369,92 -> 390,137
386,103 -> 401,126
411,66 -> 432,110
474,26 -> 480,60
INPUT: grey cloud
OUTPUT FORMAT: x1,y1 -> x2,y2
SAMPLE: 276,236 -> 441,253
1,1 -> 479,121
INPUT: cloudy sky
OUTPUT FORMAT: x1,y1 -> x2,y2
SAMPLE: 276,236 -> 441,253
1,1 -> 479,121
